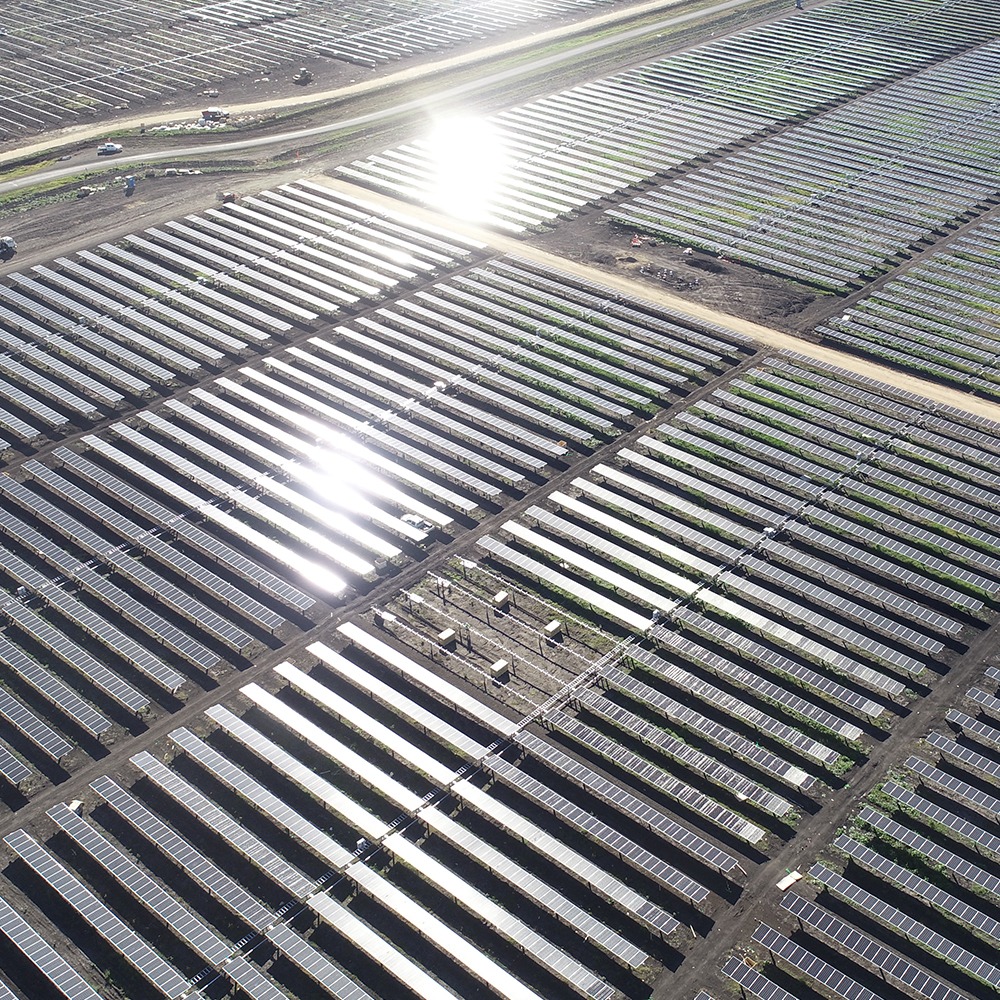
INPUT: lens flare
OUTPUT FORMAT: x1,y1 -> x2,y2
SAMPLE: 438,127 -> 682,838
424,115 -> 507,223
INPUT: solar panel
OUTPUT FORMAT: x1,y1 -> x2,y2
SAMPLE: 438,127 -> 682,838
947,710 -> 1000,753
242,682 -> 424,812
26,460 -> 284,633
503,518 -> 685,615
483,752 -> 693,921
304,645 -> 486,759
266,354 -> 525,487
266,664 -> 455,786
781,893 -> 968,1000
810,863 -> 1000,989
168,727 -> 355,869
0,892 -> 102,1000
0,484 -> 200,683
223,957 -> 292,1000
662,609 -> 881,722
100,241 -> 287,337
453,774 -> 679,938
414,286 -> 648,410
143,406 -> 402,563
90,427 -> 347,595
265,924 -> 374,1000
967,687 -> 1000,716
907,756 -> 1000,816
882,780 -> 1000,855
527,500 -> 709,593
129,750 -> 315,898
356,310 -> 611,434
308,889 -> 461,999
575,686 -> 792,815
46,803 -> 234,966
722,955 -> 798,1000
0,740 -> 31,786
195,382 -> 457,526
0,633 -> 110,737
0,283 -> 147,392
516,730 -> 735,875
90,775 -> 273,931
331,325 -> 579,449
117,418 -> 369,582
298,646 -> 690,939
752,922 -> 879,1000
605,663 -> 815,786
549,709 -> 766,843
391,830 -> 617,999
835,834 -> 1000,941
3,830 -> 197,1000
0,561 -> 150,714
292,341 -> 549,468
337,622 -> 519,736
165,396 -> 432,544
243,678 -> 678,944
0,685 -> 72,760
422,804 -> 647,968
240,366 -> 497,501
203,704 -> 385,836
926,731 -> 1000,784
52,255 -> 220,364
0,473 -> 241,654
346,861 -> 545,1000
243,670 -> 658,978
57,445 -> 313,610
476,534 -> 651,631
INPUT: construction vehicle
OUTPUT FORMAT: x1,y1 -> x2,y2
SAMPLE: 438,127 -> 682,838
201,107 -> 229,121
0,237 -> 16,261
292,66 -> 313,85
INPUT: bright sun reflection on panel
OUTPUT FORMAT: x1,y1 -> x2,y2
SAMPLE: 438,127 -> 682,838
425,115 -> 508,223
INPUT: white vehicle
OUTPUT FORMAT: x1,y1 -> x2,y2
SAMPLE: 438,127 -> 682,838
401,513 -> 434,533
97,142 -> 123,155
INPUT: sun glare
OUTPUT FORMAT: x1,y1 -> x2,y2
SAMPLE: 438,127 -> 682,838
425,115 -> 508,223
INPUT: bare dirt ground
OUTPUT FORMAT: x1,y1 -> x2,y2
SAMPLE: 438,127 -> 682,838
536,210 -> 825,332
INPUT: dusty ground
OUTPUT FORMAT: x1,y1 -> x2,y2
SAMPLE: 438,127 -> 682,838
535,210 -> 825,332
